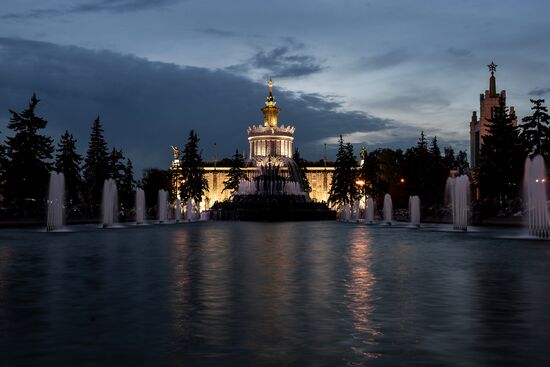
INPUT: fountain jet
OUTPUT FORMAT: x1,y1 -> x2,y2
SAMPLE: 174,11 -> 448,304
102,179 -> 118,227
383,193 -> 393,224
46,171 -> 65,231
409,195 -> 421,227
524,155 -> 550,238
446,175 -> 470,231
175,199 -> 182,222
365,197 -> 375,223
135,188 -> 145,224
158,190 -> 168,223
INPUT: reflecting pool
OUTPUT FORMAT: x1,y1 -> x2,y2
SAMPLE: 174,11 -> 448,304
1,222 -> 550,366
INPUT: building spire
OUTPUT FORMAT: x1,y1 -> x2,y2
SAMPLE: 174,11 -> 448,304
262,79 -> 280,127
488,61 -> 497,97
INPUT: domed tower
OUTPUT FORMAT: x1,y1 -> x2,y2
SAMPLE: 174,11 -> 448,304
247,80 -> 295,159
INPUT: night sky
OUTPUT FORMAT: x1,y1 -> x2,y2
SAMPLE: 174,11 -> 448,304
1,0 -> 549,173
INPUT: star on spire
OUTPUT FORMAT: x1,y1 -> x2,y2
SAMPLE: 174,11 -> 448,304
488,61 -> 497,75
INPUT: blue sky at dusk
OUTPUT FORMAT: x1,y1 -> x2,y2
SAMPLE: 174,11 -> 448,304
1,0 -> 549,172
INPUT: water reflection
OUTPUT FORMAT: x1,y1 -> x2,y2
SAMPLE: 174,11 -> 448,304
1,224 -> 550,366
346,227 -> 380,363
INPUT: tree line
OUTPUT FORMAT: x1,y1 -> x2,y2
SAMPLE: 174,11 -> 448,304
328,133 -> 469,212
328,97 -> 550,219
0,94 -> 135,220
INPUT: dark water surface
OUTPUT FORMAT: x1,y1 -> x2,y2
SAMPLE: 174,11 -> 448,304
1,222 -> 550,366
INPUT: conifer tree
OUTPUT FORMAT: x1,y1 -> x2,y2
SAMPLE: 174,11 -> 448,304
108,148 -> 125,184
141,168 -> 171,212
223,149 -> 246,194
361,147 -> 383,199
180,130 -> 208,205
83,116 -> 109,216
478,97 -> 524,206
55,130 -> 82,207
3,94 -> 54,216
455,151 -> 469,174
293,148 -> 312,193
403,131 -> 431,202
118,158 -> 135,214
426,136 -> 447,207
520,99 -> 550,159
328,136 -> 359,206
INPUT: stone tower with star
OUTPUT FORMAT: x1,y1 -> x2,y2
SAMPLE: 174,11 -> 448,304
469,62 -> 516,167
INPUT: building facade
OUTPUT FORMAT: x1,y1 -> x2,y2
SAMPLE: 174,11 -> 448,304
172,80 -> 334,210
469,62 -> 516,167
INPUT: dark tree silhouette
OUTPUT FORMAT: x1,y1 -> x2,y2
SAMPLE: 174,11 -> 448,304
55,130 -> 82,208
3,94 -> 54,217
141,168 -> 171,215
328,136 -> 359,206
478,97 -> 524,207
222,149 -> 246,194
180,130 -> 208,205
83,116 -> 109,216
426,136 -> 447,207
118,158 -> 135,215
520,99 -> 550,159
403,132 -> 431,202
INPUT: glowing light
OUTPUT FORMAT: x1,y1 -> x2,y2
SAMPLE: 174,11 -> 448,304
400,178 -> 405,183
356,180 -> 365,186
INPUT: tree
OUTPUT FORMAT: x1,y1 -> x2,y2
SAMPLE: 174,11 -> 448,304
118,159 -> 135,215
180,130 -> 208,205
426,136 -> 447,207
520,99 -> 550,159
293,148 -> 312,193
108,147 -> 126,184
141,168 -> 171,216
328,136 -> 359,206
361,148 -> 384,200
455,150 -> 469,174
223,149 -> 246,194
82,116 -> 109,216
403,132 -> 431,202
3,94 -> 54,216
478,96 -> 524,207
55,130 -> 82,208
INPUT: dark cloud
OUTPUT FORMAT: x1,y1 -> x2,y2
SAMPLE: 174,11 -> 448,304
229,39 -> 324,78
358,49 -> 411,71
197,28 -> 237,37
1,8 -> 65,20
446,47 -> 471,57
74,0 -> 182,13
528,87 -> 550,97
0,37 -> 392,173
1,0 -> 182,20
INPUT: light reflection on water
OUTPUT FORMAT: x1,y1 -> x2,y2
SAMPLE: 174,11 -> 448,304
0,222 -> 550,366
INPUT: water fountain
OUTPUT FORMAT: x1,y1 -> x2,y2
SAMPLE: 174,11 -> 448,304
340,204 -> 351,222
524,155 -> 550,238
212,154 -> 334,221
383,193 -> 393,224
186,198 -> 195,221
175,199 -> 182,222
446,175 -> 470,231
352,201 -> 360,222
365,197 -> 375,223
409,195 -> 421,227
101,178 -> 118,227
46,171 -> 65,231
158,190 -> 168,223
135,188 -> 145,224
